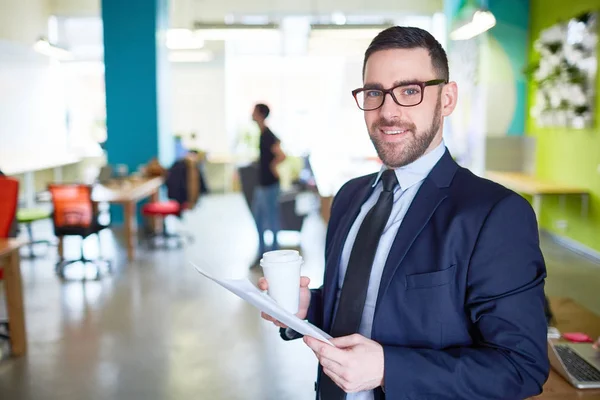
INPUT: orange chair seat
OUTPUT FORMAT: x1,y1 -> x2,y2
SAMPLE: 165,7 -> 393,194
141,201 -> 181,216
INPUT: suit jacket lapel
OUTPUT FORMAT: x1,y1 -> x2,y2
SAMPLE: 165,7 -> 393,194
323,178 -> 375,332
375,150 -> 458,308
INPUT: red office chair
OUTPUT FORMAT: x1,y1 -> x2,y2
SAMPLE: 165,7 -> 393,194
0,177 -> 19,341
141,200 -> 192,248
48,184 -> 111,280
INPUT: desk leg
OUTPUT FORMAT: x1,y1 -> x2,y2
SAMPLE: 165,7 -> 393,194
5,250 -> 27,356
124,201 -> 135,262
150,190 -> 162,234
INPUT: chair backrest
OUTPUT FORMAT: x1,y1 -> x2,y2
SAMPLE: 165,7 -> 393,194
48,184 -> 93,229
238,163 -> 259,210
165,158 -> 202,208
0,177 -> 19,238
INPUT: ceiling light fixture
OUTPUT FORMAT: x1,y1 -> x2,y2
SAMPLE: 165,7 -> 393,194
450,6 -> 496,41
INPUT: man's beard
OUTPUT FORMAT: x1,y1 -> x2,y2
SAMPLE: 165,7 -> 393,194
369,97 -> 442,168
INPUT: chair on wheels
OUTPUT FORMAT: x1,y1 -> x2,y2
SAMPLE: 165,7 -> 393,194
0,177 -> 19,341
140,154 -> 200,248
141,200 -> 191,248
48,184 -> 111,280
16,208 -> 53,258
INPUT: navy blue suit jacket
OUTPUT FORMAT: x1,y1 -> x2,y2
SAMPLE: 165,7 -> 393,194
286,150 -> 549,399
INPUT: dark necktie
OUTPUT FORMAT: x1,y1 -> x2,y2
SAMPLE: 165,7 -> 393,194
319,169 -> 398,400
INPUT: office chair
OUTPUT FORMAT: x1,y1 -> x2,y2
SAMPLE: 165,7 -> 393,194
141,200 -> 192,248
0,177 -> 19,341
48,184 -> 111,280
16,208 -> 53,258
140,156 -> 199,248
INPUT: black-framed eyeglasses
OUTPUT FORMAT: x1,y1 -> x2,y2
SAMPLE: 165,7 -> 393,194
352,79 -> 447,111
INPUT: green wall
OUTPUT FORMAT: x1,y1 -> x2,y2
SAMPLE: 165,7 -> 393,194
527,0 -> 600,252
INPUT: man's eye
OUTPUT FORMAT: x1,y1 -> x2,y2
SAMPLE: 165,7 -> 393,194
365,90 -> 382,98
401,87 -> 421,96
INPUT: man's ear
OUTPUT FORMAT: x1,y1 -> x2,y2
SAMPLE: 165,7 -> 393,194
441,81 -> 458,117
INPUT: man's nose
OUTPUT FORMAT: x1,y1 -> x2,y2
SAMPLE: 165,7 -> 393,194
378,92 -> 403,120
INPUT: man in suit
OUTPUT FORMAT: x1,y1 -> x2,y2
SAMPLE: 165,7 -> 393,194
260,26 -> 549,399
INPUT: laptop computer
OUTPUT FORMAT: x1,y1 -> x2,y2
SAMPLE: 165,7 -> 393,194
548,340 -> 600,389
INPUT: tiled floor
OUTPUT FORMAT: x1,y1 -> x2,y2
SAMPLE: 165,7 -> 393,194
0,193 -> 598,399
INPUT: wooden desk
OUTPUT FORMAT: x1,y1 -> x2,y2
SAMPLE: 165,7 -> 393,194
0,238 -> 26,356
485,171 -> 589,220
91,177 -> 164,262
533,297 -> 600,399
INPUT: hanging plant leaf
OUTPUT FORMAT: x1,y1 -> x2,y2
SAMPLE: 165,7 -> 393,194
574,105 -> 589,115
575,12 -> 592,24
547,42 -> 562,54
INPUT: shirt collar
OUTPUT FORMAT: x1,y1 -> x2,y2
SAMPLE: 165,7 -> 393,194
372,140 -> 446,190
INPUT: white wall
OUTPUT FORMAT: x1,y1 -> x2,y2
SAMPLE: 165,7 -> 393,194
0,0 -> 70,169
0,41 -> 69,168
170,43 -> 227,154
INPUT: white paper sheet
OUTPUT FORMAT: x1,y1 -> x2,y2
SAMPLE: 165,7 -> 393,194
191,262 -> 333,346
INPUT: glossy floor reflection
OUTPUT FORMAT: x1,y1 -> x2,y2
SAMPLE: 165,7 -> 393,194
0,193 -> 599,399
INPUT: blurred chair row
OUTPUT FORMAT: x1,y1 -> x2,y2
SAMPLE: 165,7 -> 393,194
0,176 -> 111,280
48,184 -> 111,279
139,153 -> 202,248
0,154 -> 207,282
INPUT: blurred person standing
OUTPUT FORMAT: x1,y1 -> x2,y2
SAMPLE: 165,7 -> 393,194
251,103 -> 286,266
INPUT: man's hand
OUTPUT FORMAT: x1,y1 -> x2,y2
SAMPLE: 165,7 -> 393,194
304,334 -> 385,393
594,337 -> 600,350
258,276 -> 311,328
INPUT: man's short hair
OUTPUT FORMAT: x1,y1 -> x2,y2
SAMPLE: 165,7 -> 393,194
255,103 -> 270,119
363,26 -> 449,82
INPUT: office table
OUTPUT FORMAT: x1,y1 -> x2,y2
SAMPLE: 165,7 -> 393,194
533,297 -> 600,399
0,238 -> 26,356
485,171 -> 589,220
56,177 -> 163,262
91,176 -> 164,262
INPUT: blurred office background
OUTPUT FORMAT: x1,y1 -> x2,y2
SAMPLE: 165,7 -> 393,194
0,0 -> 599,399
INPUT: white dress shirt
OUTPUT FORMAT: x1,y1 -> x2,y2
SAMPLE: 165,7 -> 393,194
335,141 -> 446,400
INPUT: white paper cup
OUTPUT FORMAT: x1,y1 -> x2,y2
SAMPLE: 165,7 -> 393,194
261,250 -> 303,314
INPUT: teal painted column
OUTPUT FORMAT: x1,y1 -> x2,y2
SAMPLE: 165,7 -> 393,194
444,0 -> 530,174
445,0 -> 529,136
101,0 -> 174,223
487,0 -> 529,135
